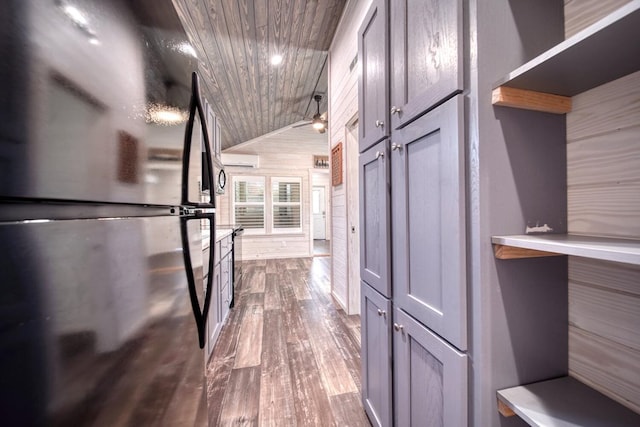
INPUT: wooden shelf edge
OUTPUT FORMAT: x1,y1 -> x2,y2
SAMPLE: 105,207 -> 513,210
493,243 -> 564,260
492,87 -> 572,114
497,399 -> 516,418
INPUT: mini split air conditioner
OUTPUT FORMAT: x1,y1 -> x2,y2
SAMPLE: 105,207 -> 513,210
220,153 -> 259,168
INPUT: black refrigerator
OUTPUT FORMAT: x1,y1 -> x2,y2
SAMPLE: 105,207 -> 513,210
0,1 -> 215,425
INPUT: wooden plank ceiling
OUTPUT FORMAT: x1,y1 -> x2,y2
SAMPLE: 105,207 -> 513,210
172,0 -> 346,149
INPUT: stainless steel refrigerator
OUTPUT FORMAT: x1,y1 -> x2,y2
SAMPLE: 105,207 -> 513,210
0,0 -> 215,425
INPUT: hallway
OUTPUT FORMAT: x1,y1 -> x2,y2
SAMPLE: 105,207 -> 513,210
206,257 -> 370,426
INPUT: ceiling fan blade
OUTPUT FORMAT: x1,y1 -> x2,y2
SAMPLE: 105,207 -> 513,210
291,121 -> 312,128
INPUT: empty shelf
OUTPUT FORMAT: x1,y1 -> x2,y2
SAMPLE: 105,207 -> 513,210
494,1 -> 640,97
491,234 -> 640,265
497,376 -> 640,426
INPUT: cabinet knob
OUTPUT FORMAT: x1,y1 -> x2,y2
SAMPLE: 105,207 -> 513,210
375,120 -> 384,128
377,309 -> 387,317
375,151 -> 384,159
393,323 -> 404,332
391,143 -> 402,151
391,106 -> 402,115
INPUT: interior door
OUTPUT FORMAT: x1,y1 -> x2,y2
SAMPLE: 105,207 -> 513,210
312,186 -> 326,240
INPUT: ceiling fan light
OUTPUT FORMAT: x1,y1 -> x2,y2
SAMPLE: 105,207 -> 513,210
312,116 -> 325,130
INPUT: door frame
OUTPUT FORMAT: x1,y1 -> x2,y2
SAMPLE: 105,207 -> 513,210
345,113 -> 360,314
308,169 -> 331,256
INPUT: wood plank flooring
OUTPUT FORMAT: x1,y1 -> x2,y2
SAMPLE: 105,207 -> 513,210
206,257 -> 370,426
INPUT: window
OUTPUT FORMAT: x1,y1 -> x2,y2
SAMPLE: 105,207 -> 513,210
231,175 -> 303,235
233,176 -> 265,233
272,177 -> 302,233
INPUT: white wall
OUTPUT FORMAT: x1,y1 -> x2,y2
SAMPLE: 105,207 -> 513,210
328,0 -> 371,312
565,0 -> 640,413
218,126 -> 328,260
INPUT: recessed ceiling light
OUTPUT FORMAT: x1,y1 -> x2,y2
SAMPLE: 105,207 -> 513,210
62,4 -> 89,27
271,54 -> 283,66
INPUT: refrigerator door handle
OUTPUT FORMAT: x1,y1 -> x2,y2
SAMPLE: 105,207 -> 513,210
179,71 -> 216,349
181,71 -> 216,209
180,213 -> 215,349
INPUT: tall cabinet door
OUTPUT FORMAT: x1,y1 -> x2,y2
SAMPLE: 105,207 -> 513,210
389,0 -> 463,129
393,308 -> 467,427
391,96 -> 466,350
358,0 -> 389,153
361,282 -> 393,427
360,140 -> 391,297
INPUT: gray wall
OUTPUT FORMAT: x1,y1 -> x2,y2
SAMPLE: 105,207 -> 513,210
466,1 -> 567,426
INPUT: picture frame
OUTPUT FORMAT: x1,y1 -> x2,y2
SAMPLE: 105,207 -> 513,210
331,142 -> 343,186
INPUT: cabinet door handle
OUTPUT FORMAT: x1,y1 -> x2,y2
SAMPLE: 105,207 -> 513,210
375,151 -> 384,159
391,106 -> 402,115
375,120 -> 384,128
377,309 -> 387,317
393,323 -> 404,332
391,143 -> 402,151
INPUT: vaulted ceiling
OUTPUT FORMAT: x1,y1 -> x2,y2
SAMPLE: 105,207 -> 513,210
172,0 -> 347,150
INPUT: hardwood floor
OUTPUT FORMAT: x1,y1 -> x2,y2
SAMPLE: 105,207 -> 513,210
206,257 -> 370,426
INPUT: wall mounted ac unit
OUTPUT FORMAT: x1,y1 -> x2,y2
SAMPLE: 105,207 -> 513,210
221,153 -> 259,168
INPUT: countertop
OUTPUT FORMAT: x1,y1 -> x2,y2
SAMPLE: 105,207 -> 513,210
202,225 -> 243,251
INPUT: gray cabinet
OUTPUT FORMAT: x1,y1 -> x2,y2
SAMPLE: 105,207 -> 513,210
393,308 -> 467,427
358,0 -> 389,153
391,95 -> 466,351
219,235 -> 233,324
359,0 -> 467,424
389,0 -> 463,129
206,263 -> 221,359
359,140 -> 391,298
361,282 -> 392,427
206,233 -> 234,360
220,250 -> 232,321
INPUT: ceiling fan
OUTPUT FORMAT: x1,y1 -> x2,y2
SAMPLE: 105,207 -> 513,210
293,94 -> 328,133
